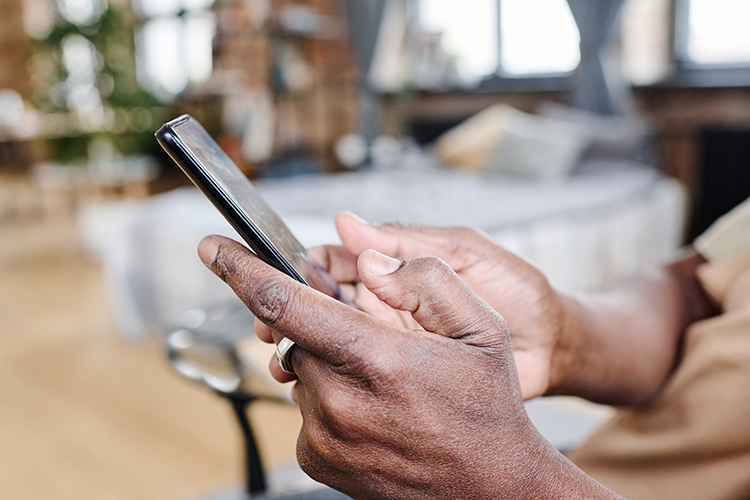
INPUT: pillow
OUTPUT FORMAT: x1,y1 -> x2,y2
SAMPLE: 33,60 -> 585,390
432,105 -> 512,173
433,104 -> 589,182
536,102 -> 655,164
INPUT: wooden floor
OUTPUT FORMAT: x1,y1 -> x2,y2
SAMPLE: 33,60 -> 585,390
0,210 -> 302,499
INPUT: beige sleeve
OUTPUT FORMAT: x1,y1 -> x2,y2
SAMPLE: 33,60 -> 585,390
568,247 -> 750,500
694,196 -> 750,262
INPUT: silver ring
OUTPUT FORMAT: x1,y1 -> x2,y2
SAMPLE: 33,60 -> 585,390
276,337 -> 297,374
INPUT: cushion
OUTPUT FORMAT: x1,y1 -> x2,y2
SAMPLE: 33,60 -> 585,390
536,102 -> 655,164
433,104 -> 589,183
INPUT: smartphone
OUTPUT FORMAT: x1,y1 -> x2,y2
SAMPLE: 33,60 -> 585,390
156,114 -> 343,301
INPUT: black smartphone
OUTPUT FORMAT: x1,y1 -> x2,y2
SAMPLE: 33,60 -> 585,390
156,114 -> 343,301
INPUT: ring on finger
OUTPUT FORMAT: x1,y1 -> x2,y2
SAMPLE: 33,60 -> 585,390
276,337 -> 296,374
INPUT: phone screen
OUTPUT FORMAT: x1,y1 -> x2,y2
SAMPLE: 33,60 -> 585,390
159,116 -> 341,300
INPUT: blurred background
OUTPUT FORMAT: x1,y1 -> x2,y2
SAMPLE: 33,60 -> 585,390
1,0 -> 750,498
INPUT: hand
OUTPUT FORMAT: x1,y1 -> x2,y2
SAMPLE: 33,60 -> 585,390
257,212 -> 568,400
313,216 -> 715,405
198,236 -> 619,499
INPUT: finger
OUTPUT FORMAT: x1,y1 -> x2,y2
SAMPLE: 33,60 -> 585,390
199,235 -> 386,365
358,249 -> 509,347
308,245 -> 360,283
291,348 -> 347,417
290,382 -> 299,403
255,320 -> 298,346
268,352 -> 298,383
351,283 -> 423,331
335,212 -> 491,269
254,317 -> 274,344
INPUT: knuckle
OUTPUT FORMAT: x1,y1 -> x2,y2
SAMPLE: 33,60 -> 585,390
252,281 -> 292,327
479,310 -> 511,350
348,344 -> 403,392
363,348 -> 401,382
416,256 -> 453,283
325,331 -> 401,392
212,245 -> 238,282
317,393 -> 361,439
492,311 -> 510,336
300,421 -> 338,466
330,335 -> 365,370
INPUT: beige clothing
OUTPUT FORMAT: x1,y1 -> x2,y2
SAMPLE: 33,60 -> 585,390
695,196 -> 750,263
569,197 -> 750,500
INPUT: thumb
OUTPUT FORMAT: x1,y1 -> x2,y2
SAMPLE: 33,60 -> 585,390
357,249 -> 509,348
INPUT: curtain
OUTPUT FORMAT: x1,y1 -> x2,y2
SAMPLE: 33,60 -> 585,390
342,0 -> 389,76
341,0 -> 389,141
566,0 -> 628,115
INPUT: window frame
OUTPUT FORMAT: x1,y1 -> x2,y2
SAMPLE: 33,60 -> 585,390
644,0 -> 750,89
412,0 -> 579,93
413,0 -> 750,93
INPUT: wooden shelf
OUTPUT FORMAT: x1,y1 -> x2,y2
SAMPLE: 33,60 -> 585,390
202,0 -> 359,174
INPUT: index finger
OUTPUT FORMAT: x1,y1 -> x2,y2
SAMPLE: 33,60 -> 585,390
199,235 -> 385,365
308,244 -> 360,283
335,212 -> 491,270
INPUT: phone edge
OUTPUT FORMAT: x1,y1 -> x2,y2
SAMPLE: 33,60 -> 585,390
155,116 -> 309,287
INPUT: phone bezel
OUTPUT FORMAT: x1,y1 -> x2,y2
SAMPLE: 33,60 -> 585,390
155,115 -> 309,286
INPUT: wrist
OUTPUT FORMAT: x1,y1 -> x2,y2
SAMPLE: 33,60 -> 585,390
544,289 -> 670,405
544,292 -> 589,398
494,428 -> 623,499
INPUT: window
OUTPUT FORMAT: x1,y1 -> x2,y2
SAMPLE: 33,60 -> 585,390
416,0 -> 580,85
417,0 -> 499,82
499,0 -> 580,76
675,0 -> 750,67
133,0 -> 217,99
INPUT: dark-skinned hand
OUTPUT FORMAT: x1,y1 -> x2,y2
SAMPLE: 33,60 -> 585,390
197,235 -> 621,500
254,212 -> 569,400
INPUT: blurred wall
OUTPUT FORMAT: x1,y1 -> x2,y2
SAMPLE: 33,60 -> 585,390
634,87 -> 750,195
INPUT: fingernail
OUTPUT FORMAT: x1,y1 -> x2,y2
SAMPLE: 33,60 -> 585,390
368,250 -> 401,275
344,211 -> 368,225
198,237 -> 219,266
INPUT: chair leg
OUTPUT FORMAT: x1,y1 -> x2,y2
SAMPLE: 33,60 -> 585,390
228,394 -> 267,497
